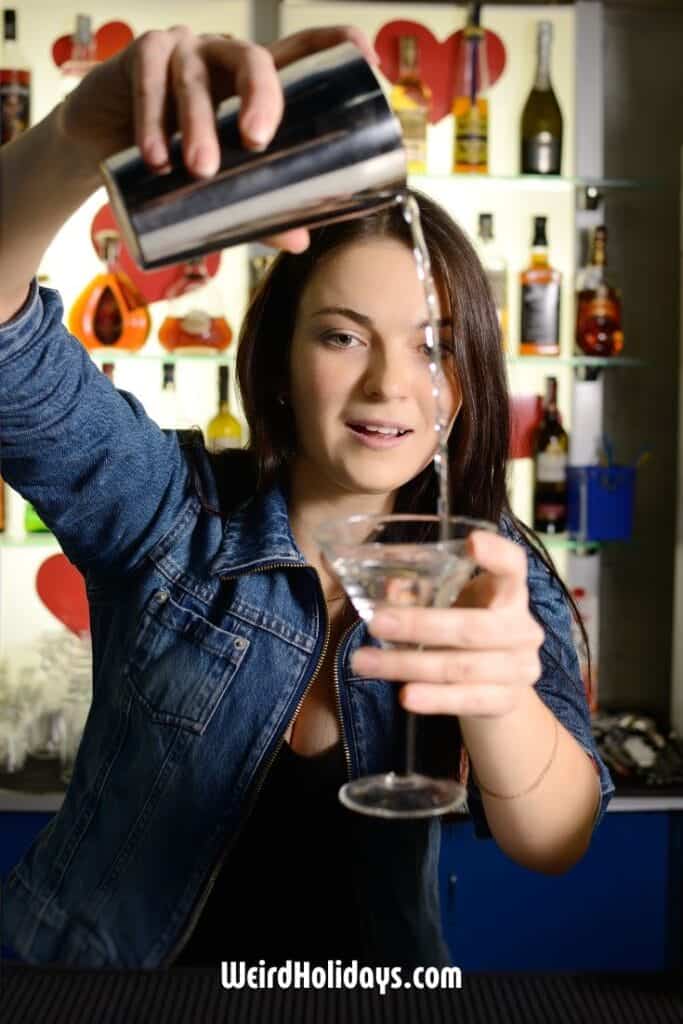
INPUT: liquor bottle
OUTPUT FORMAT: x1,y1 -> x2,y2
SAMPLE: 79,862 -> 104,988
0,9 -> 30,145
533,376 -> 568,534
61,14 -> 98,96
68,231 -> 150,351
102,362 -> 115,383
520,216 -> 561,356
248,250 -> 277,302
520,22 -> 563,175
476,213 -> 508,349
576,225 -> 624,356
389,35 -> 431,175
206,366 -> 242,452
157,363 -> 179,430
159,257 -> 233,355
452,3 -> 489,174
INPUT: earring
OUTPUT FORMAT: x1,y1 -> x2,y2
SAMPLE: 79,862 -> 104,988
277,393 -> 287,407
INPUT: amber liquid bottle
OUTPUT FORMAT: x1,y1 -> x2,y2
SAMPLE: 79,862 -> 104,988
159,257 -> 233,356
452,3 -> 489,174
533,376 -> 569,534
0,9 -> 30,145
520,216 -> 561,356
576,225 -> 624,356
390,35 -> 431,175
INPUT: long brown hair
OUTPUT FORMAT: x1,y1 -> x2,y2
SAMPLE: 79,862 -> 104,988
235,190 -> 592,715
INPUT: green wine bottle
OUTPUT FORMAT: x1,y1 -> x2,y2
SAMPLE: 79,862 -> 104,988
520,22 -> 563,175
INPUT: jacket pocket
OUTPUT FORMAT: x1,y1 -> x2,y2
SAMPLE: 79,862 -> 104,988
124,587 -> 249,734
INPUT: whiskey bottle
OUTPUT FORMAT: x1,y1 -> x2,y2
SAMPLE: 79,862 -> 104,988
389,35 -> 431,175
0,8 -> 30,144
576,225 -> 624,356
533,376 -> 568,534
520,22 -> 563,175
476,213 -> 508,349
452,3 -> 489,174
520,216 -> 561,356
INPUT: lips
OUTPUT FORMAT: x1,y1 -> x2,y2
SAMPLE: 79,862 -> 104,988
346,420 -> 413,438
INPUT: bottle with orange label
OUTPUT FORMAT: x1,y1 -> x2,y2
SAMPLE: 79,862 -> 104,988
68,230 -> 151,352
159,257 -> 232,356
576,226 -> 624,356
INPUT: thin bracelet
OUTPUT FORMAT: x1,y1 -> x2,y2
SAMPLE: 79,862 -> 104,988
476,714 -> 559,800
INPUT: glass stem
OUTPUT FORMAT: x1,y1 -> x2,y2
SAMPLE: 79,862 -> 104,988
404,709 -> 417,775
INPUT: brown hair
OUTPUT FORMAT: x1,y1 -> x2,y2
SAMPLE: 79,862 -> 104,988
234,191 -> 591,770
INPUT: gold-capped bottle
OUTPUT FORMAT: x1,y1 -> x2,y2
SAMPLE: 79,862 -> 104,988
390,35 -> 431,175
452,3 -> 489,174
576,226 -> 624,356
207,366 -> 242,452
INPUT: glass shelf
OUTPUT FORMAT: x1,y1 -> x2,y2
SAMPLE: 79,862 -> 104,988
506,355 -> 644,368
541,535 -> 602,552
0,534 -> 59,548
408,173 -> 663,191
88,350 -> 235,364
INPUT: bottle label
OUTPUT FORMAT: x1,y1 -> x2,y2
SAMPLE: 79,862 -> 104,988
396,108 -> 427,166
521,282 -> 560,347
536,451 -> 567,483
522,133 -> 561,175
181,309 -> 212,337
210,437 -> 242,452
579,289 -> 620,324
535,501 -> 565,525
0,70 -> 30,144
455,105 -> 488,167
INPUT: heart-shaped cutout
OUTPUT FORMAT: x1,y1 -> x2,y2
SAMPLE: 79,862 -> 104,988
36,554 -> 90,636
90,204 -> 222,303
52,21 -> 134,68
375,20 -> 506,124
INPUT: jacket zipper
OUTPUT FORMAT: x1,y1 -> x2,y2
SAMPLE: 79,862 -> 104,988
161,560 -> 350,967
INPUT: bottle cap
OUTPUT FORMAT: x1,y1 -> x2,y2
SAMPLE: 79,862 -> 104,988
3,10 -> 17,42
478,213 -> 494,239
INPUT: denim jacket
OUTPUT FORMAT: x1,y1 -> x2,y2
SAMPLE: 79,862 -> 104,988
0,281 -> 614,968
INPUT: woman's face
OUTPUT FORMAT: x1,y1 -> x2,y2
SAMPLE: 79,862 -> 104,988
288,237 -> 461,502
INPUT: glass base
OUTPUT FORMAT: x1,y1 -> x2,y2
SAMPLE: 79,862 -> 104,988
338,772 -> 467,819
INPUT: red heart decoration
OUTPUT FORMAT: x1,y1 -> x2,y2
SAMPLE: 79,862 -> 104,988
509,394 -> 543,460
52,21 -> 134,68
375,20 -> 506,124
90,204 -> 222,303
36,554 -> 90,636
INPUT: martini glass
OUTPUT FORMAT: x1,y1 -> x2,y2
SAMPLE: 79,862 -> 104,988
314,513 -> 496,819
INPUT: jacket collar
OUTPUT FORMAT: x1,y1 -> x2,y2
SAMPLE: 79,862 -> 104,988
209,478 -> 307,577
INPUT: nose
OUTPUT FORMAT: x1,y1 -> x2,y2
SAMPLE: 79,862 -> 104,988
361,346 -> 410,401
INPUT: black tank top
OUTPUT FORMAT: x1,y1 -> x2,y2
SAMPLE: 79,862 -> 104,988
173,738 -> 365,967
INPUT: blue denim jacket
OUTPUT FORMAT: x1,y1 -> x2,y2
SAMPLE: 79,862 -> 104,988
0,281 -> 614,968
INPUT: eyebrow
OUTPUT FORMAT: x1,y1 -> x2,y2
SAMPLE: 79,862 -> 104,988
310,306 -> 453,330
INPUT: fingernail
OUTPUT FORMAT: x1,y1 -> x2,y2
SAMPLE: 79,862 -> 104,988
192,145 -> 217,177
145,140 -> 167,166
243,116 -> 271,150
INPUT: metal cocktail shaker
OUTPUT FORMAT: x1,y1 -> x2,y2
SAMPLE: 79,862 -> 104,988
100,42 -> 407,269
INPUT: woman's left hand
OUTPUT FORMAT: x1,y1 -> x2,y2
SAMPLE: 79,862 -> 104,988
350,530 -> 545,718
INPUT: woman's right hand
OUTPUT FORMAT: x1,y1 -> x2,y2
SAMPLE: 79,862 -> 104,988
56,24 -> 378,252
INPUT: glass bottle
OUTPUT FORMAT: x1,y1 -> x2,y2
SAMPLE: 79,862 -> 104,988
68,231 -> 151,351
25,502 -> 50,534
157,363 -> 179,431
452,3 -> 489,174
206,366 -> 242,452
389,35 -> 431,175
533,376 -> 569,534
159,257 -> 233,356
61,14 -> 98,96
476,213 -> 508,349
520,216 -> 561,356
0,8 -> 30,145
520,22 -> 563,175
576,226 -> 624,356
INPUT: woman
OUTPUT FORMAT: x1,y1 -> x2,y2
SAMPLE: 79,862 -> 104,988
0,25 -> 613,969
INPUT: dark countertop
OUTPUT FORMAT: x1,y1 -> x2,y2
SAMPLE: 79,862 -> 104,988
3,964 -> 682,1023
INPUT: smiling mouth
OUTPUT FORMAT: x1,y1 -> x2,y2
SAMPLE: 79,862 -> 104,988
346,422 -> 413,438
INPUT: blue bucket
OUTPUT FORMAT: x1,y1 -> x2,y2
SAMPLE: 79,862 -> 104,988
567,465 -> 636,542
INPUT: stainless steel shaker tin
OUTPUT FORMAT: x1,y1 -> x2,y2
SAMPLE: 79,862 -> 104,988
100,42 -> 407,269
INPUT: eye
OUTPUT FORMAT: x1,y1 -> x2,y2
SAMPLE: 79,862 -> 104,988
321,331 -> 362,349
419,339 -> 455,359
